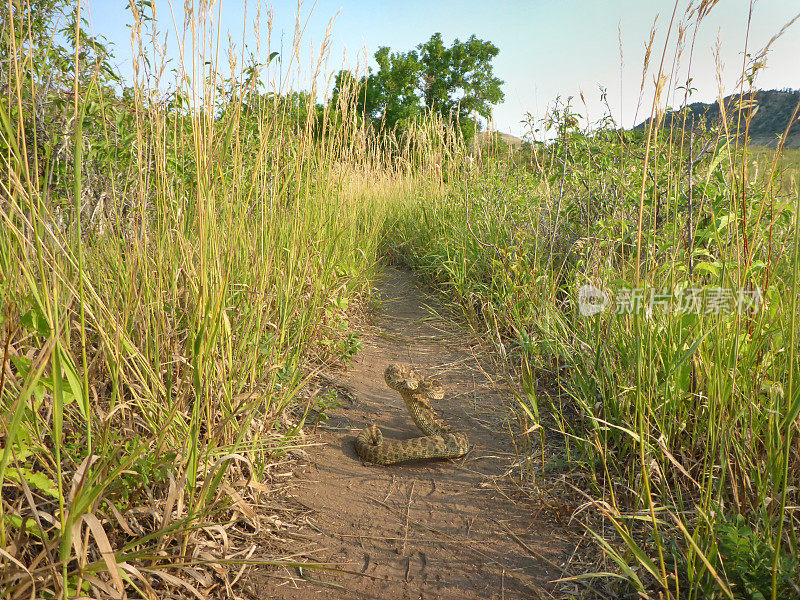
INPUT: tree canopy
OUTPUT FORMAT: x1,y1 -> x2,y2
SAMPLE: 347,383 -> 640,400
332,33 -> 504,141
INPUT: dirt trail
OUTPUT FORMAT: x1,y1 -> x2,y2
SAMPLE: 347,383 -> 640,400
252,267 -> 577,599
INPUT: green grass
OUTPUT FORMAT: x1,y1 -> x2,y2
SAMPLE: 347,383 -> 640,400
748,145 -> 800,196
385,94 -> 800,600
2,2 -> 799,599
0,3 -> 455,597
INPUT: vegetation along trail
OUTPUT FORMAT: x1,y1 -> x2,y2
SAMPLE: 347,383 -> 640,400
250,267 -> 577,599
3,1 -> 800,598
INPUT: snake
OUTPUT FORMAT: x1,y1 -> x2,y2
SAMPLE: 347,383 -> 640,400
354,363 -> 469,465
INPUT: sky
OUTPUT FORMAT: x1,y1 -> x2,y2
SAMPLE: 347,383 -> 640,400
82,0 -> 800,138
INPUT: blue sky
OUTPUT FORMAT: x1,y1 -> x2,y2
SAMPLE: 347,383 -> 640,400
84,0 -> 799,137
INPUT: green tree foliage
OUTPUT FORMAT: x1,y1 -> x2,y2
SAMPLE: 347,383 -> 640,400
0,0 -> 119,205
333,33 -> 504,141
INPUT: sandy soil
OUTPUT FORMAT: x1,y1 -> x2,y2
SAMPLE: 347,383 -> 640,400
247,267 -> 579,599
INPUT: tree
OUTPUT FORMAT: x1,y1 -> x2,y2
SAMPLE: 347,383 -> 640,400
417,33 -> 505,139
371,46 -> 424,130
332,33 -> 504,141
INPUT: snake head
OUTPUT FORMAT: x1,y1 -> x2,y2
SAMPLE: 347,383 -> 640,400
385,363 -> 444,400
384,363 -> 418,390
418,377 -> 445,400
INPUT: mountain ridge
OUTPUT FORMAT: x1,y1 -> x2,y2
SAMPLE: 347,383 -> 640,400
635,88 -> 800,149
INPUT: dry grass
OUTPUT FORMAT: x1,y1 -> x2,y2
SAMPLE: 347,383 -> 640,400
0,2 -> 460,598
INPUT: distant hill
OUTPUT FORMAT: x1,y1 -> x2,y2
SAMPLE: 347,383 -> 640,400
635,89 -> 800,149
472,130 -> 525,150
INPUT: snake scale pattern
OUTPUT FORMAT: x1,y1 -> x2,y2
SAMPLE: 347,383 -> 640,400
354,363 -> 469,465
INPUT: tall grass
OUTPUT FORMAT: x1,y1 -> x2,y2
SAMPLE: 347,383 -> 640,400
386,6 -> 800,599
3,1 -> 797,598
0,2 -> 452,597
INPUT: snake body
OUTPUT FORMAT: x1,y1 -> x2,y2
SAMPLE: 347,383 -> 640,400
354,364 -> 469,465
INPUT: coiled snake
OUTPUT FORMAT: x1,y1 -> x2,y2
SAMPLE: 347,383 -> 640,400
354,364 -> 469,465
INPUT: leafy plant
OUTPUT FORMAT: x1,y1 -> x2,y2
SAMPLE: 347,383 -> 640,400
715,515 -> 799,600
